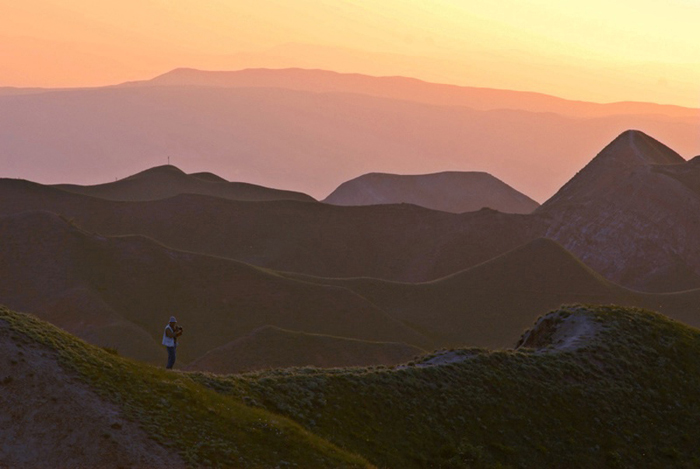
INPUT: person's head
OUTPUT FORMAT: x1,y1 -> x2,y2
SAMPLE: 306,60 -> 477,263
169,316 -> 177,327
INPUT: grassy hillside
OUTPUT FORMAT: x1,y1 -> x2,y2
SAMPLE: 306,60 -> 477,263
194,305 -> 700,468
0,306 -> 371,468
186,326 -> 425,374
5,303 -> 700,467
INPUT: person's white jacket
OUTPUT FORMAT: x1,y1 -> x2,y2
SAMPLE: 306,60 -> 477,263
162,325 -> 176,347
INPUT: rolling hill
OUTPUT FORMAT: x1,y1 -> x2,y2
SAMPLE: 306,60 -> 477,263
186,326 -> 424,374
0,211 -> 431,364
323,171 -> 539,214
282,238 -> 700,347
0,179 -> 544,282
54,164 -> 315,202
5,207 -> 698,368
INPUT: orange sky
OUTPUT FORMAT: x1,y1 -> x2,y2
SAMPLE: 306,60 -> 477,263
1,0 -> 699,106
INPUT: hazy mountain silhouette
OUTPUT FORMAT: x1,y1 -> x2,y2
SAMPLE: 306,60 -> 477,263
323,171 -> 539,214
186,326 -> 424,374
0,87 -> 55,96
0,211 -> 431,364
137,68 -> 700,120
54,164 -> 315,202
539,130 -> 700,291
1,79 -> 698,203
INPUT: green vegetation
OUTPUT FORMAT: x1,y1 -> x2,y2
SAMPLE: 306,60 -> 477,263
192,305 -> 700,468
0,306 -> 371,468
5,303 -> 700,468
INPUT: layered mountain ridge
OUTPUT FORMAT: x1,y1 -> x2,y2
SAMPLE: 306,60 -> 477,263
2,129 -> 700,372
2,68 -> 698,203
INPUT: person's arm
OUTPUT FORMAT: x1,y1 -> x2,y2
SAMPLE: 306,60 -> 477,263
165,327 -> 175,338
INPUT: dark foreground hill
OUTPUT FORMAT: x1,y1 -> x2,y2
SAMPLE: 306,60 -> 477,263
323,171 -> 539,214
54,165 -> 315,202
186,326 -> 424,374
0,307 -> 371,468
195,305 -> 700,468
6,303 -> 700,468
0,211 -> 430,364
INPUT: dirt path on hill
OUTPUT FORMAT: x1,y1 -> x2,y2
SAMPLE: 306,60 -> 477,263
518,309 -> 602,353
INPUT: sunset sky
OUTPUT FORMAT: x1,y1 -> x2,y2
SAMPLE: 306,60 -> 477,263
2,0 -> 699,106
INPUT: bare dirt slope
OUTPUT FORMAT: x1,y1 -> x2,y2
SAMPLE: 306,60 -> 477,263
517,306 -> 602,352
0,319 -> 184,469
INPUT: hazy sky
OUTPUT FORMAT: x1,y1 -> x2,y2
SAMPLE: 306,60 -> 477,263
2,0 -> 699,106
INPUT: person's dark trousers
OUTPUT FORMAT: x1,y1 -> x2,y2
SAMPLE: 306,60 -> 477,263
166,345 -> 177,369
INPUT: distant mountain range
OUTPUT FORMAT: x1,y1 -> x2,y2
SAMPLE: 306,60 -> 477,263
323,171 -> 539,214
134,67 -> 700,120
1,68 -> 698,203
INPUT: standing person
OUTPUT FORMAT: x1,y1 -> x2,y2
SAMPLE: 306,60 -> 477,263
163,316 -> 183,369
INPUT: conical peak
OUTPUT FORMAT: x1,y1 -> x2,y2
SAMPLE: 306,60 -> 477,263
538,130 -> 685,210
598,130 -> 685,167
